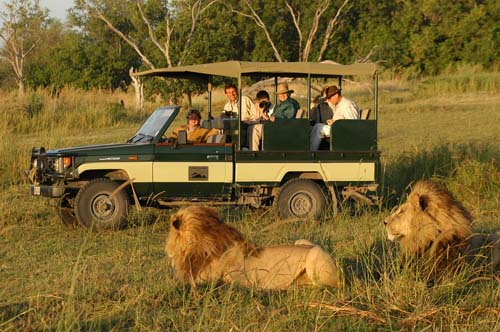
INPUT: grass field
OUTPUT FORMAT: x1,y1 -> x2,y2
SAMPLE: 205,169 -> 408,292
1,71 -> 499,331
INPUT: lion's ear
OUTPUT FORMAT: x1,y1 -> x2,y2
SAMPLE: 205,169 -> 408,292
418,194 -> 429,212
172,217 -> 182,230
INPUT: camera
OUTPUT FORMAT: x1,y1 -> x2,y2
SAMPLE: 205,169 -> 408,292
221,110 -> 236,118
259,100 -> 271,113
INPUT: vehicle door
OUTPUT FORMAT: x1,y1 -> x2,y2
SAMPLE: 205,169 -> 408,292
152,142 -> 234,199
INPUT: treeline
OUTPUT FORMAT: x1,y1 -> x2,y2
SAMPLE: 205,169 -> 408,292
1,0 -> 499,94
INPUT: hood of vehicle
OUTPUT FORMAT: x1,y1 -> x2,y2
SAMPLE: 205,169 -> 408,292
46,143 -> 154,156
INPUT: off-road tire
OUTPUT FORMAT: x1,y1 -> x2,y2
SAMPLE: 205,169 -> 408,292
74,178 -> 129,229
276,178 -> 327,219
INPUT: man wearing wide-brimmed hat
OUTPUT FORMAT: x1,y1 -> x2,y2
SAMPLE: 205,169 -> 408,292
260,83 -> 300,122
310,85 -> 360,151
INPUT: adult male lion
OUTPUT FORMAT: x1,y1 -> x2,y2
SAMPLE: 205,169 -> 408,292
165,206 -> 339,289
384,180 -> 500,274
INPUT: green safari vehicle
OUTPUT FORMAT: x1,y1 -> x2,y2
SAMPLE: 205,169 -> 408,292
27,61 -> 380,228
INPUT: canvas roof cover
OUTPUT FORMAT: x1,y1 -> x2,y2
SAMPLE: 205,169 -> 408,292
133,61 -> 377,79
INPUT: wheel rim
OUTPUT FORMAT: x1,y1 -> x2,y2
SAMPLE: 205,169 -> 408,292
289,190 -> 315,218
91,194 -> 116,220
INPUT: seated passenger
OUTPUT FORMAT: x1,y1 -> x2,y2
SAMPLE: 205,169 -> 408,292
169,109 -> 218,143
223,83 -> 256,120
309,86 -> 331,126
261,83 -> 299,122
248,90 -> 275,151
310,85 -> 360,151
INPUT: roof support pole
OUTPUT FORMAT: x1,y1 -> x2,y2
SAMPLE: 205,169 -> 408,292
374,73 -> 378,120
306,74 -> 311,117
208,76 -> 213,118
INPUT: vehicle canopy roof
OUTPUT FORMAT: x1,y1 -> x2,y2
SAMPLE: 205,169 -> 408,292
133,61 -> 377,79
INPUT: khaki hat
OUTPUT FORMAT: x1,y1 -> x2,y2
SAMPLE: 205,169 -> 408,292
325,85 -> 340,98
274,83 -> 294,95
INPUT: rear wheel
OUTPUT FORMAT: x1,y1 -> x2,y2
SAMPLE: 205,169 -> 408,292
276,178 -> 327,219
74,178 -> 129,229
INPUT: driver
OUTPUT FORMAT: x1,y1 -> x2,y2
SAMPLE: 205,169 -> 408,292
169,109 -> 218,143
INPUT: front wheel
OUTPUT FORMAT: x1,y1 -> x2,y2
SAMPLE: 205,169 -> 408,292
74,178 -> 129,229
276,179 -> 327,219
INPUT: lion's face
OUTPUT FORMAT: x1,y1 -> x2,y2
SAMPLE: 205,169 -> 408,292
384,203 -> 418,242
384,180 -> 473,255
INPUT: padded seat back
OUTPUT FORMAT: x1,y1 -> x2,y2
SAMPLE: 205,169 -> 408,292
330,120 -> 377,151
262,119 -> 310,151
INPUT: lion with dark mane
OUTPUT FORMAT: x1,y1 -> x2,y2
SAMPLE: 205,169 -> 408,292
384,180 -> 500,274
165,206 -> 339,289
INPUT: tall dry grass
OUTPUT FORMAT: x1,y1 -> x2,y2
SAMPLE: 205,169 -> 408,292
0,69 -> 499,331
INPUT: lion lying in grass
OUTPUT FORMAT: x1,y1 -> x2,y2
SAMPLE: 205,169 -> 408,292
384,180 -> 500,274
165,206 -> 339,289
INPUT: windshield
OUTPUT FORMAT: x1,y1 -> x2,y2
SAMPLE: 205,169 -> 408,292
128,106 -> 176,143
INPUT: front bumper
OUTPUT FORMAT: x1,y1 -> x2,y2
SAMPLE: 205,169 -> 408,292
30,185 -> 65,198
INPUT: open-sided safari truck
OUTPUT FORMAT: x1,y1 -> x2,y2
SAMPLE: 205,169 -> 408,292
27,61 -> 380,229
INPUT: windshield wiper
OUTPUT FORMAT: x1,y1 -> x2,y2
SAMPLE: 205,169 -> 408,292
127,133 -> 154,144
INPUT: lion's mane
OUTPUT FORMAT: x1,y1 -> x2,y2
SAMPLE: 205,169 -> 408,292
385,180 -> 499,273
165,206 -> 254,284
165,206 -> 339,289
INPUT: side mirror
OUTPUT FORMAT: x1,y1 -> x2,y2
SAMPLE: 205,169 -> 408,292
176,130 -> 187,145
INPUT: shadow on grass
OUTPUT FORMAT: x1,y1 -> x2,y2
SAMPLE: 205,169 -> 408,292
340,239 -> 395,285
381,142 -> 500,207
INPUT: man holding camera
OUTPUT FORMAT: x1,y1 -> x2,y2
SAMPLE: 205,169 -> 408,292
247,90 -> 275,151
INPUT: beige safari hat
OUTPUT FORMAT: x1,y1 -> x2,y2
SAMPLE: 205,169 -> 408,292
274,83 -> 294,95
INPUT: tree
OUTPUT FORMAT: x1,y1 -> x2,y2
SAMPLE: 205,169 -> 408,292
231,0 -> 351,62
0,0 -> 48,96
73,0 -> 221,109
26,18 -> 139,91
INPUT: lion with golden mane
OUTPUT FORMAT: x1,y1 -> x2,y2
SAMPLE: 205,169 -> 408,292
165,206 -> 339,289
384,180 -> 500,274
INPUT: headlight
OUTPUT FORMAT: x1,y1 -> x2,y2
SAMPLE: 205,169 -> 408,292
52,156 -> 72,173
63,157 -> 72,168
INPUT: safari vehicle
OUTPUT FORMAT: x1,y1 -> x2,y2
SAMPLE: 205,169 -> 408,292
27,61 -> 380,228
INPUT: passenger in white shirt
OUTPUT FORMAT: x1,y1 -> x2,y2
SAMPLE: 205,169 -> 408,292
223,83 -> 257,121
310,85 -> 360,151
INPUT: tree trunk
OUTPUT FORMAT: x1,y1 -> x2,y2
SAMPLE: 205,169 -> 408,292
17,79 -> 25,98
129,67 -> 144,111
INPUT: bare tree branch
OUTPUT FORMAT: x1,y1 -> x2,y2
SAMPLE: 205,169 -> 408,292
178,0 -> 220,66
82,1 -> 156,69
317,0 -> 350,62
356,45 -> 378,63
302,0 -> 329,62
136,0 -> 171,66
0,0 -> 46,96
284,1 -> 302,60
164,9 -> 174,67
233,0 -> 283,62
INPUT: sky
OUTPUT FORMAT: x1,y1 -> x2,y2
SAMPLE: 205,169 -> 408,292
39,0 -> 73,21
